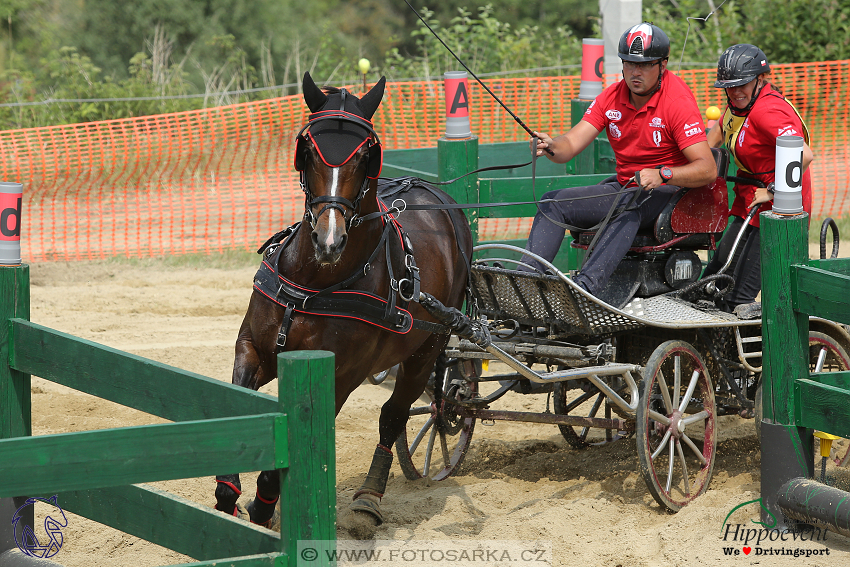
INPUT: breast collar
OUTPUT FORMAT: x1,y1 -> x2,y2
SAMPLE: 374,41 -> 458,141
252,201 -> 423,349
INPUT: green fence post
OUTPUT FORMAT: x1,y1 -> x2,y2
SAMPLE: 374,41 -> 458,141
570,100 -> 596,175
759,210 -> 812,527
0,265 -> 32,556
438,136 -> 478,244
277,351 -> 336,567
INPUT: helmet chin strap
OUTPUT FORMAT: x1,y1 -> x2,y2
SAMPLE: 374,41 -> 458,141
728,78 -> 766,116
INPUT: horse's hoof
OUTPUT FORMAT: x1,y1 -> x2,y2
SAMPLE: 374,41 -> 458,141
350,493 -> 383,525
235,503 -> 250,521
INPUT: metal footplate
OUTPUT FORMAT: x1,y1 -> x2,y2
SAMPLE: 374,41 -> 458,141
471,244 -> 761,334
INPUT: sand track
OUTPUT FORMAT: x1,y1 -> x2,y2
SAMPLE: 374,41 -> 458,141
24,258 -> 850,566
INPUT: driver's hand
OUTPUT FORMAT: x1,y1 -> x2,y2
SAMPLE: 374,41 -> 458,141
635,168 -> 664,190
531,132 -> 554,158
749,187 -> 773,208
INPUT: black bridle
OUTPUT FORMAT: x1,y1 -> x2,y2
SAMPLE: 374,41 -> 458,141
294,102 -> 383,231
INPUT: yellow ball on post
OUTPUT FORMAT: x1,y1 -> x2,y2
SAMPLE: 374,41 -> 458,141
358,58 -> 371,92
706,105 -> 721,121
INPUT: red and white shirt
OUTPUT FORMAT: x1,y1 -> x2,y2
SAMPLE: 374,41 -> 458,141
719,84 -> 812,227
582,72 -> 707,186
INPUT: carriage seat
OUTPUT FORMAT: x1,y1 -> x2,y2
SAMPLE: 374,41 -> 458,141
571,148 -> 730,253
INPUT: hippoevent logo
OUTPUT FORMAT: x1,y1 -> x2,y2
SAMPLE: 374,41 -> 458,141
11,495 -> 68,559
719,498 -> 830,559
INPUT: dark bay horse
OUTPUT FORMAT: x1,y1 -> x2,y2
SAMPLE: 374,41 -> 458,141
214,72 -> 472,525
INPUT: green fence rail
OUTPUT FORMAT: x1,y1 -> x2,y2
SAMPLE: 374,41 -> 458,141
0,264 -> 335,567
759,211 -> 850,537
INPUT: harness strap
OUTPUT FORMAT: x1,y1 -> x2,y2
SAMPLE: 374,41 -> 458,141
276,302 -> 295,352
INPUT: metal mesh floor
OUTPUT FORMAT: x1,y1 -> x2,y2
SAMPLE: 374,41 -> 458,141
471,266 -> 757,336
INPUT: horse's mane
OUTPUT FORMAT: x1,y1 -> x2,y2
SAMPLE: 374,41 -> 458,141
321,86 -> 341,95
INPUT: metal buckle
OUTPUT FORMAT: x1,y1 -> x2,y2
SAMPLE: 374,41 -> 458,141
404,254 -> 418,270
390,279 -> 400,292
398,278 -> 415,302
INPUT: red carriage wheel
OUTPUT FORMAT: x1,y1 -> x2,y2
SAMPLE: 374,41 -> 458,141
395,360 -> 477,480
636,340 -> 717,511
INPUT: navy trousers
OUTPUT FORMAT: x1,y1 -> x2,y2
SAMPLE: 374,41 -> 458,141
702,215 -> 762,311
523,179 -> 679,295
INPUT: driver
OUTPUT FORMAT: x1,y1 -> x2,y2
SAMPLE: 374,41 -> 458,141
523,22 -> 716,298
702,44 -> 814,313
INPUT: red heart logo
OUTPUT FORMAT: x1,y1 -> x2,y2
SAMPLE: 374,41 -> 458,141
743,547 -> 751,555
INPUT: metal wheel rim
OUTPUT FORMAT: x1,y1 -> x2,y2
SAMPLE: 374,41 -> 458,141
637,340 -> 716,511
397,377 -> 476,481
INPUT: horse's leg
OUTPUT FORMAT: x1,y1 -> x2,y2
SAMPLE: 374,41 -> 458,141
245,470 -> 280,527
351,337 -> 447,524
214,474 -> 242,516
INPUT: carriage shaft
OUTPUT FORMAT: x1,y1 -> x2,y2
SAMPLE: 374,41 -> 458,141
457,407 -> 634,431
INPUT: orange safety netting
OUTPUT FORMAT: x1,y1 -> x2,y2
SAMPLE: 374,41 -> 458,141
1,60 -> 847,262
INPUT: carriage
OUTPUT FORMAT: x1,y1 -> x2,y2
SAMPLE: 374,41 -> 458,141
389,152 -> 850,512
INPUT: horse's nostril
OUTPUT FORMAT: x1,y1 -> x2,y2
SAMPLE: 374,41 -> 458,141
311,231 -> 320,246
337,234 -> 347,250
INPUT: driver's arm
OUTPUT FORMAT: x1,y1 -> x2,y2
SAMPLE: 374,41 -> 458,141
531,121 -> 602,164
636,141 -> 718,190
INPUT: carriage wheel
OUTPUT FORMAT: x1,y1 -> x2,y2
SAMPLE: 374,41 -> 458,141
395,360 -> 477,481
553,380 -> 630,449
636,340 -> 717,512
754,331 -> 850,458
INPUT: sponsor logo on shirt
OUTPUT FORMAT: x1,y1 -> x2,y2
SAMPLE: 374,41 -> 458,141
684,122 -> 703,137
585,100 -> 596,115
778,125 -> 799,137
608,123 -> 622,139
653,130 -> 662,147
738,130 -> 746,146
743,117 -> 750,129
606,109 -> 622,121
649,117 -> 664,128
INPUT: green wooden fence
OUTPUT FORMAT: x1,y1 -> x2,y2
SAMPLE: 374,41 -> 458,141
759,210 -> 850,535
0,264 -> 335,567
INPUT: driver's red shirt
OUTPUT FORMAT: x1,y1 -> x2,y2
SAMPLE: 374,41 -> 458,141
582,72 -> 707,186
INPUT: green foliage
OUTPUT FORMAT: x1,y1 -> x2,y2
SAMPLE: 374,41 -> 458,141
737,0 -> 850,63
0,0 -> 845,129
383,5 -> 582,81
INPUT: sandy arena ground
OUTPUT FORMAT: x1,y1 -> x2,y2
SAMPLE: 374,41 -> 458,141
22,251 -> 850,567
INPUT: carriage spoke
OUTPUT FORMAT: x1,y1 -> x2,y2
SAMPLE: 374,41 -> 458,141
665,437 -> 675,493
409,415 -> 435,455
651,429 -> 672,460
577,394 -> 604,441
673,356 -> 681,409
678,370 -> 701,413
681,411 -> 709,427
676,440 -> 690,495
439,427 -> 451,466
422,421 -> 438,477
649,410 -> 671,425
681,433 -> 707,465
656,371 -> 674,414
564,389 -> 598,413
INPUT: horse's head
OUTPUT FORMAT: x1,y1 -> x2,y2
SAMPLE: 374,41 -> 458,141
296,71 -> 386,265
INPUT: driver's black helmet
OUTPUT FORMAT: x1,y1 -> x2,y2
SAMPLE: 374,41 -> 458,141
618,23 -> 670,63
714,44 -> 770,88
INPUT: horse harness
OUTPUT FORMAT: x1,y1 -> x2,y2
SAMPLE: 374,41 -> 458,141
254,195 -> 453,352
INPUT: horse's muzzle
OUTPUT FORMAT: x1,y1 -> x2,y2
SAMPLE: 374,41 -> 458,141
312,229 -> 347,264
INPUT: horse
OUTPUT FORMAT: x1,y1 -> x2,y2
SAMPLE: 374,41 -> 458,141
213,71 -> 473,526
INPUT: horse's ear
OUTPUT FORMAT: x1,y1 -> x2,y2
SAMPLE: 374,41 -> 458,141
302,72 -> 327,113
358,76 -> 386,119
